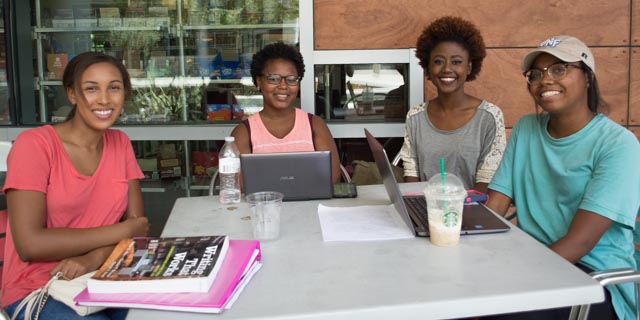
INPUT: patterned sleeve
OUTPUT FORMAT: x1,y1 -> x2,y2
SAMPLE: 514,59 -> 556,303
400,103 -> 426,178
475,102 -> 506,184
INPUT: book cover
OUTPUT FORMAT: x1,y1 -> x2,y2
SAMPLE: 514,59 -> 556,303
88,235 -> 229,294
75,240 -> 262,313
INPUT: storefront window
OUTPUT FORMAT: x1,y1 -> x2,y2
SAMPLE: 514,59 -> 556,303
314,63 -> 408,122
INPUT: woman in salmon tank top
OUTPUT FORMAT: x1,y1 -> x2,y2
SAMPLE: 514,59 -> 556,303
231,41 -> 340,183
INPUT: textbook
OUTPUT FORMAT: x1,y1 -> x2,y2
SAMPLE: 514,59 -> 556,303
88,235 -> 229,294
75,240 -> 262,313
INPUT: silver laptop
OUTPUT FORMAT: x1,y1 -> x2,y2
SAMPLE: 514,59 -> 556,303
240,151 -> 333,201
364,129 -> 510,237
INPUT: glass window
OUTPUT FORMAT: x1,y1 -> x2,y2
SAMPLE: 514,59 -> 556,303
314,63 -> 408,122
29,0 -> 299,124
0,1 -> 10,125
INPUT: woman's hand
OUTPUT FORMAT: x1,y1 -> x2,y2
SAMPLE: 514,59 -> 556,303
124,216 -> 150,238
49,252 -> 99,279
48,244 -> 119,279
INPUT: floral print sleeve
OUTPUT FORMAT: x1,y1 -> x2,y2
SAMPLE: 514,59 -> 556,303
400,103 -> 427,178
475,102 -> 506,183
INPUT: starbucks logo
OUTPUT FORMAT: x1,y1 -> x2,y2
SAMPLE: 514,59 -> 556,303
443,211 -> 459,227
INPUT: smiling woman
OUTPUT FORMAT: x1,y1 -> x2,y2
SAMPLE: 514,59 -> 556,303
484,35 -> 640,320
1,52 -> 149,320
398,16 -> 506,193
230,42 -> 341,184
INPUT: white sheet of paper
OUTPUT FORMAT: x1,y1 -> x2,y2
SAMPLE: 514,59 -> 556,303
317,204 -> 414,242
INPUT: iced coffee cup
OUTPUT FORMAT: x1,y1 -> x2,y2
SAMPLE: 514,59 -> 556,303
424,172 -> 467,246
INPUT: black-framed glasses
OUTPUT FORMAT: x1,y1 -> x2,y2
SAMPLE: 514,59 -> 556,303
262,74 -> 301,86
523,63 -> 582,85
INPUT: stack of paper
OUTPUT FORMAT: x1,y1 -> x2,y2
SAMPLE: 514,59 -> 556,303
317,204 -> 413,241
75,240 -> 262,313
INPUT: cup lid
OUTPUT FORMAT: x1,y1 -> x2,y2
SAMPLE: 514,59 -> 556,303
425,172 -> 466,196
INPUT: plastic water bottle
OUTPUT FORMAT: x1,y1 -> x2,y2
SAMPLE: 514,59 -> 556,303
219,136 -> 241,204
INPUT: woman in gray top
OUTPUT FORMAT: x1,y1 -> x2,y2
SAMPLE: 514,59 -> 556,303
399,16 -> 506,192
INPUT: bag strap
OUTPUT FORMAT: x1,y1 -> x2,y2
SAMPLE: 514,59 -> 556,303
11,272 -> 63,320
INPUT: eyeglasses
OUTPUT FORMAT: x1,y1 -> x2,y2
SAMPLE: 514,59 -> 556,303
262,74 -> 301,86
523,63 -> 582,85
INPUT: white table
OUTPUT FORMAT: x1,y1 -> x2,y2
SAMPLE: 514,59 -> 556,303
127,183 -> 603,320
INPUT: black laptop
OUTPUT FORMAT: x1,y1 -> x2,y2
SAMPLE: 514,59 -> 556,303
364,129 -> 510,237
240,151 -> 333,201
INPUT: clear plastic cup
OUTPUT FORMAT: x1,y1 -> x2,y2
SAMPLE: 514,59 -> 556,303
246,191 -> 284,241
424,173 -> 467,246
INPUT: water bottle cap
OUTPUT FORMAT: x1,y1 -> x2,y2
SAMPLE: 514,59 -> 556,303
225,136 -> 235,142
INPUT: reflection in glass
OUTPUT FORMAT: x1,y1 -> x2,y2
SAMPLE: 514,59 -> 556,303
314,63 -> 408,122
30,0 -> 299,124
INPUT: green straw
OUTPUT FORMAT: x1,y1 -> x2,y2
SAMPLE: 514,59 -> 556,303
439,157 -> 450,223
439,157 -> 446,187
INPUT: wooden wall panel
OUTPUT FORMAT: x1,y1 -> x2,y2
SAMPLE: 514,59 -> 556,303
593,48 -> 630,125
631,48 -> 640,125
633,0 -> 640,45
313,0 -> 630,50
423,48 -> 629,128
630,127 -> 640,141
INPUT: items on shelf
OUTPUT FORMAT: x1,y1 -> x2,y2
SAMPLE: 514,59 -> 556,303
192,151 -> 218,177
74,7 -> 98,28
51,8 -> 74,28
158,143 -> 182,179
35,0 -> 300,125
98,7 -> 122,27
123,7 -> 146,27
185,0 -> 299,26
147,6 -> 170,28
46,53 -> 68,80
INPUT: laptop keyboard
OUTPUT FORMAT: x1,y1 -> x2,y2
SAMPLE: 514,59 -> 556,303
403,196 -> 429,227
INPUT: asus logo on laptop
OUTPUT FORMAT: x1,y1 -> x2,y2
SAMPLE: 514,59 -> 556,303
279,176 -> 295,181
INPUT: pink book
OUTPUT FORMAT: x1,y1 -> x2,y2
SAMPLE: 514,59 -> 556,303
75,240 -> 261,313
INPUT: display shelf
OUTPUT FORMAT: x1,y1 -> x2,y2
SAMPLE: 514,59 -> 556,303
33,26 -> 167,33
39,77 -> 247,88
182,23 -> 297,31
0,122 -> 403,142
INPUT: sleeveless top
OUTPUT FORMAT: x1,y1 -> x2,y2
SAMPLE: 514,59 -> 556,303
245,108 -> 315,153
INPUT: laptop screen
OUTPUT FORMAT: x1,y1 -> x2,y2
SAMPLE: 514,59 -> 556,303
240,151 -> 333,201
364,129 -> 417,236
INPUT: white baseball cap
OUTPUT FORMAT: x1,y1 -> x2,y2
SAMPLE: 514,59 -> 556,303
520,35 -> 595,74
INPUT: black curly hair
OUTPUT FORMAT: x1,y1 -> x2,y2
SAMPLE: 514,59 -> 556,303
415,16 -> 486,82
250,41 -> 305,87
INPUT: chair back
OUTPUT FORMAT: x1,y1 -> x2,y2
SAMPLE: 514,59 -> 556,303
635,209 -> 640,268
0,209 -> 6,284
0,141 -> 10,172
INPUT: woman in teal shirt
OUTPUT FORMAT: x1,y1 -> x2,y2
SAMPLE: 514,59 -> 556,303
486,35 -> 640,319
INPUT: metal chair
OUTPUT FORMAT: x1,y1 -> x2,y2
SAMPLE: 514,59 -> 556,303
340,164 -> 351,183
568,268 -> 640,320
391,152 -> 402,167
0,141 -> 10,172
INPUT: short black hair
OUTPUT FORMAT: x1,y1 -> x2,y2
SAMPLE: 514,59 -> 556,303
250,42 -> 305,87
415,16 -> 486,81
